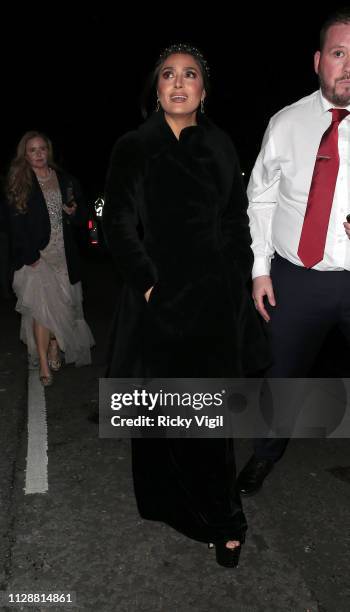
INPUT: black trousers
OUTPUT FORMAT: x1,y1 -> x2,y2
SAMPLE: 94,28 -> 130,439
254,253 -> 350,461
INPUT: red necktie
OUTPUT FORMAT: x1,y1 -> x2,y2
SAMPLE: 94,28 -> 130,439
297,108 -> 349,268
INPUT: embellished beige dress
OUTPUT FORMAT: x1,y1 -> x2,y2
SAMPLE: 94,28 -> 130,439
13,170 -> 95,366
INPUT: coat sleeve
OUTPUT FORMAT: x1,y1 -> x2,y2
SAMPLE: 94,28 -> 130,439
102,132 -> 158,295
62,174 -> 88,228
10,207 -> 40,266
221,144 -> 253,283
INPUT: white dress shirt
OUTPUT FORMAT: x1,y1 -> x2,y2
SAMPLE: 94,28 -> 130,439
247,89 -> 350,278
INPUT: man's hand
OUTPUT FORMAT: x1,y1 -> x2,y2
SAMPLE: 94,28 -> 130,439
343,219 -> 350,239
252,275 -> 276,322
62,201 -> 77,216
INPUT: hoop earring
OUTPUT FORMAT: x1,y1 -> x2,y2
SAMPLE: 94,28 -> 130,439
156,98 -> 160,112
200,99 -> 205,114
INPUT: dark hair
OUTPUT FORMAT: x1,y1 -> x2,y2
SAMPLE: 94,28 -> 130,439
320,8 -> 350,50
140,43 -> 210,119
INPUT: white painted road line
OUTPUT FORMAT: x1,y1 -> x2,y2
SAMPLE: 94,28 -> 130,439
25,370 -> 48,494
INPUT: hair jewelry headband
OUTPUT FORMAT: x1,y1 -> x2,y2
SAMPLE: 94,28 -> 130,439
158,43 -> 210,78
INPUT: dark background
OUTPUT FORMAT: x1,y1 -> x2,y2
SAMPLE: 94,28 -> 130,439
0,6 -> 343,201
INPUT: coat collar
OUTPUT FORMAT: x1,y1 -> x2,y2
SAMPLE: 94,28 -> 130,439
137,109 -> 213,156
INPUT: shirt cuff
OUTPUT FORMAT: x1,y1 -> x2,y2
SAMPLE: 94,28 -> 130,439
252,256 -> 271,279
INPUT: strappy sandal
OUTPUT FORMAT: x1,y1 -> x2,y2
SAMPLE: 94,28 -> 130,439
48,338 -> 62,372
39,372 -> 53,387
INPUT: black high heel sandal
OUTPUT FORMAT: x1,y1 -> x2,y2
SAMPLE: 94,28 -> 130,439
208,540 -> 242,568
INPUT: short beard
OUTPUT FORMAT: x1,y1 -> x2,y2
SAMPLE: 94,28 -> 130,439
319,75 -> 350,106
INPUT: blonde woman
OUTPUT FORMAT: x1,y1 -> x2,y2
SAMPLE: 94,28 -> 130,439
7,131 -> 94,385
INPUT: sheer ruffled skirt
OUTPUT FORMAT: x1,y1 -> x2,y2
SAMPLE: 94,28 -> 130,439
13,258 -> 95,366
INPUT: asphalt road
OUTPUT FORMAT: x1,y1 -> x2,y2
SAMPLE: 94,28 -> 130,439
0,252 -> 350,612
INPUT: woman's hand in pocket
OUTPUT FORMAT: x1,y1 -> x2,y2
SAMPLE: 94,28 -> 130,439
144,286 -> 154,302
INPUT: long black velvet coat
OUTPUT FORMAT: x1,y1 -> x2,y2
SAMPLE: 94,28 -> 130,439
103,111 -> 268,543
104,111 -> 268,378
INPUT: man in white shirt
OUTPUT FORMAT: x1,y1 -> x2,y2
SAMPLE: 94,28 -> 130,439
238,9 -> 350,495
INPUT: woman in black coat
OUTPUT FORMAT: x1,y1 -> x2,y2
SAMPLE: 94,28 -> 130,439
103,44 -> 269,567
8,131 -> 94,385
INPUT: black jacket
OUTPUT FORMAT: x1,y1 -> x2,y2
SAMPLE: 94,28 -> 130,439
103,111 -> 270,376
10,170 -> 87,284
